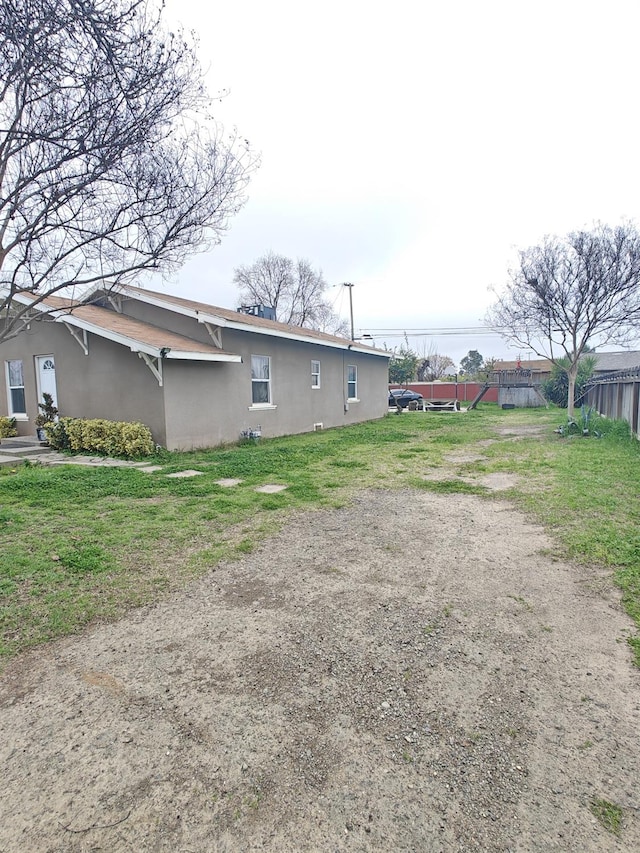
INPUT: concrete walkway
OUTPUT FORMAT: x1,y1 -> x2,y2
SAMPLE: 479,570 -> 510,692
0,437 -> 150,469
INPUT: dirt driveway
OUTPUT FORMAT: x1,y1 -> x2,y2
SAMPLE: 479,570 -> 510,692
1,485 -> 639,852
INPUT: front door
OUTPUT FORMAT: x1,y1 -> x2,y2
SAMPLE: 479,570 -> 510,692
35,355 -> 58,409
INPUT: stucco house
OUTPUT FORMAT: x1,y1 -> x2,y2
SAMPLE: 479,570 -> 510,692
0,285 -> 391,450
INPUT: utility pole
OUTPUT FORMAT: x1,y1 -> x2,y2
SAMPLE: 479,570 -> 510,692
342,282 -> 354,340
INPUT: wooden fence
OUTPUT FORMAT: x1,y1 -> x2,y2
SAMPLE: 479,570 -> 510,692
585,367 -> 640,439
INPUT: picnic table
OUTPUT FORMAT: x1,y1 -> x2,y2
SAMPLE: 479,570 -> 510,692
422,398 -> 460,412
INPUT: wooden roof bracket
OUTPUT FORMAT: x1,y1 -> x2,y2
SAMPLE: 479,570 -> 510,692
201,321 -> 223,349
63,322 -> 89,355
137,351 -> 163,386
106,293 -> 123,312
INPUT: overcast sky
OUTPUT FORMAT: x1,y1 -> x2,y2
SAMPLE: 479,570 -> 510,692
159,0 -> 640,366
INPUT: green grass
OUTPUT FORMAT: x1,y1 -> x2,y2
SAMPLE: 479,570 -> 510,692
2,404 -> 640,665
589,798 -> 623,836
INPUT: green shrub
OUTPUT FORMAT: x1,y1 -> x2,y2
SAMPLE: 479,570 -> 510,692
0,416 -> 18,438
542,356 -> 596,408
45,418 -> 70,450
46,417 -> 154,457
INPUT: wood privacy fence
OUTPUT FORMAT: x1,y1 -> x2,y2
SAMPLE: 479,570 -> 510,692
586,367 -> 640,439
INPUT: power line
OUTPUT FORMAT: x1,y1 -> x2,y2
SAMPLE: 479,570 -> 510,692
358,327 -> 507,338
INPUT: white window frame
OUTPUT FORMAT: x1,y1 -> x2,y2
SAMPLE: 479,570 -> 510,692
347,364 -> 358,400
250,354 -> 275,409
311,359 -> 321,389
6,359 -> 27,418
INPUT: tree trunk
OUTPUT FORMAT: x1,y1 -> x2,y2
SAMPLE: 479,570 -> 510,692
567,364 -> 578,418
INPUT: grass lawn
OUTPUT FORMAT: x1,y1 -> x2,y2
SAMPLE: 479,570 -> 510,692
1,404 -> 639,664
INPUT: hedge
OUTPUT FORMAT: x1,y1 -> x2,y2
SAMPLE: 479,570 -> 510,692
0,416 -> 18,438
46,417 -> 155,457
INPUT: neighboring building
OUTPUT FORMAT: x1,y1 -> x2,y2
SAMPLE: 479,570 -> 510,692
591,351 -> 640,374
493,351 -> 640,378
0,286 -> 391,450
491,357 -> 554,382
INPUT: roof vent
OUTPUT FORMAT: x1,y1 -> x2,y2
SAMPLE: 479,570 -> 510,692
237,304 -> 277,321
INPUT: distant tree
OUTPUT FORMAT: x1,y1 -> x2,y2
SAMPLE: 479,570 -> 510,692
0,0 -> 256,344
234,252 -> 347,334
488,222 -> 640,416
418,353 -> 454,381
389,346 -> 419,385
542,356 -> 596,409
460,350 -> 484,378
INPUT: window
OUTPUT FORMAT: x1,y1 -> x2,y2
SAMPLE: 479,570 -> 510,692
251,354 -> 271,404
311,360 -> 321,388
6,360 -> 26,415
347,364 -> 357,400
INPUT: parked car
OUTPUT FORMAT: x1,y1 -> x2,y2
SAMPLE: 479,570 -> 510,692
388,388 -> 424,408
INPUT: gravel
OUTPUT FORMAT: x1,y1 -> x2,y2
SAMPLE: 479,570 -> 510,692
1,487 -> 639,852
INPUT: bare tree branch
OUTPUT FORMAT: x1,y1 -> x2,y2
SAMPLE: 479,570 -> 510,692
233,252 -> 347,335
0,0 -> 258,342
487,221 -> 640,415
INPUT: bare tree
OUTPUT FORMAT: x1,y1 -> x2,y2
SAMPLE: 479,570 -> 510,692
0,0 -> 256,343
234,252 -> 347,334
488,222 -> 640,416
415,342 -> 454,381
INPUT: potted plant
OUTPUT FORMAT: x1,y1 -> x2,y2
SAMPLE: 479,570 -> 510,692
35,392 -> 58,443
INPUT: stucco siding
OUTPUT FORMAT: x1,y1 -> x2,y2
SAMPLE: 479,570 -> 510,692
1,293 -> 390,451
0,320 -> 167,444
161,332 -> 389,450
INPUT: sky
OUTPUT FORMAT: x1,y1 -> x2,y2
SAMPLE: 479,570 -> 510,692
157,0 -> 640,367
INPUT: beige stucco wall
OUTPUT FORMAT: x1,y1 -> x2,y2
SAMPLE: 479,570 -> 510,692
1,299 -> 390,451
161,334 -> 389,450
121,296 -> 390,449
0,319 -> 167,444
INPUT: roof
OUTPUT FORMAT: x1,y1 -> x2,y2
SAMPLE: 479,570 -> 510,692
495,352 -> 640,374
12,293 -> 240,362
113,285 -> 389,357
492,358 -> 553,372
7,283 -> 391,359
593,351 -> 640,372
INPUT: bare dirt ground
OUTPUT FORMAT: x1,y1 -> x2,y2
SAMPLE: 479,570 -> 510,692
2,455 -> 640,850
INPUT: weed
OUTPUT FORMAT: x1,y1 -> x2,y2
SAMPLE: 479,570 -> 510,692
589,798 -> 622,836
416,479 -> 487,495
236,539 -> 254,554
508,594 -> 533,612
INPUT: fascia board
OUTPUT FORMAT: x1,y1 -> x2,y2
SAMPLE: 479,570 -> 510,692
165,350 -> 241,363
217,317 -> 391,357
119,286 -> 233,332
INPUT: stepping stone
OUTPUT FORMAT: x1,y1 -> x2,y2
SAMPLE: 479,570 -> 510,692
166,469 -> 204,478
255,484 -> 288,493
138,466 -> 164,473
216,478 -> 243,487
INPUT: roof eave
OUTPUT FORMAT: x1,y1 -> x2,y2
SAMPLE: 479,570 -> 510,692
165,350 -> 241,363
119,285 -> 390,357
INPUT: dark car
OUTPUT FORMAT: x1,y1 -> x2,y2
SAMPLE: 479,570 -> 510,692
388,388 -> 424,408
